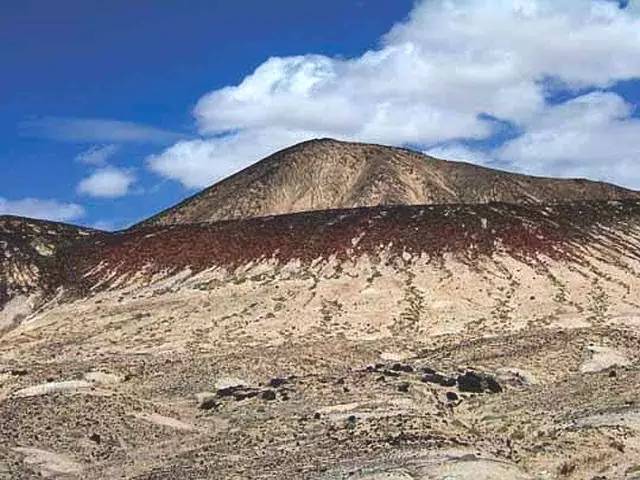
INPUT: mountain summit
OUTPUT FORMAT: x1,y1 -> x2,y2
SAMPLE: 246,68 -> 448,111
139,138 -> 640,226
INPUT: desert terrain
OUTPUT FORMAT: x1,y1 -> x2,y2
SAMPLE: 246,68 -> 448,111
1,142 -> 640,479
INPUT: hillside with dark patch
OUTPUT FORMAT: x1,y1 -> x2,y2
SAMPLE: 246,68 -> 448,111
66,200 -> 640,291
0,216 -> 97,309
5,200 -> 640,313
4,200 -> 640,478
138,139 -> 640,227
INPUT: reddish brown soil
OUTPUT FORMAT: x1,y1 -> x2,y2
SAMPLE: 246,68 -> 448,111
65,201 -> 640,289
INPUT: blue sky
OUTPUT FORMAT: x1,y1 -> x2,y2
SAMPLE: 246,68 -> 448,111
2,0 -> 640,229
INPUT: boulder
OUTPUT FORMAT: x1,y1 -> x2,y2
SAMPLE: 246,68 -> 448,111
457,371 -> 502,394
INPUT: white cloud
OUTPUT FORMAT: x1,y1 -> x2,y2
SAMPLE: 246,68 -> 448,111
385,0 -> 640,92
148,129 -> 313,189
498,91 -> 640,187
75,144 -> 119,166
77,167 -> 136,198
21,117 -> 185,145
426,144 -> 495,166
149,0 -> 640,189
0,197 -> 85,222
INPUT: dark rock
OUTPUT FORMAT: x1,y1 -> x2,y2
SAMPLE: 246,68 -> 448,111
217,386 -> 242,397
346,415 -> 357,429
269,377 -> 288,388
397,382 -> 410,393
485,376 -> 503,393
314,412 -> 321,420
261,390 -> 276,401
441,377 -> 457,387
422,372 -> 444,384
390,363 -> 414,373
422,372 -> 456,386
235,390 -> 260,400
446,391 -> 459,402
217,385 -> 261,401
200,398 -> 219,410
457,371 -> 502,394
89,433 -> 101,444
457,372 -> 484,393
422,366 -> 436,374
609,370 -> 617,378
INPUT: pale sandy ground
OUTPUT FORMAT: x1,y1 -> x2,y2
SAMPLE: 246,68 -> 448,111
2,237 -> 640,478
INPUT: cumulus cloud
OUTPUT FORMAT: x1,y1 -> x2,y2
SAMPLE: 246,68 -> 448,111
21,117 -> 185,145
498,91 -> 640,186
148,129 -> 315,189
0,197 -> 85,222
75,144 -> 119,166
77,167 -> 136,198
426,143 -> 496,167
148,0 -> 640,189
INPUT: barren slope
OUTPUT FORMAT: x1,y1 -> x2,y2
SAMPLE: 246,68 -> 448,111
0,216 -> 97,332
2,201 -> 640,478
139,139 -> 640,226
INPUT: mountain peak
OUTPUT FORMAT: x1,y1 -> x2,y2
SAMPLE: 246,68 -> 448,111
138,139 -> 640,228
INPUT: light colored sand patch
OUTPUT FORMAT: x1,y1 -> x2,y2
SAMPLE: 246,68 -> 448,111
134,412 -> 197,431
32,240 -> 54,257
580,345 -> 630,373
194,391 -> 217,403
339,409 -> 410,421
389,398 -> 416,409
572,409 -> 640,430
13,447 -> 83,478
318,402 -> 362,415
12,380 -> 93,398
609,314 -> 640,329
425,457 -> 533,480
0,294 -> 37,332
337,450 -> 534,480
356,472 -> 415,480
318,400 -> 415,421
380,351 -> 413,362
548,314 -> 591,330
84,371 -> 122,385
214,377 -> 247,389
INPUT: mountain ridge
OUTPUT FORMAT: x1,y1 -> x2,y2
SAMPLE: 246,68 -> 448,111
136,138 -> 640,227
